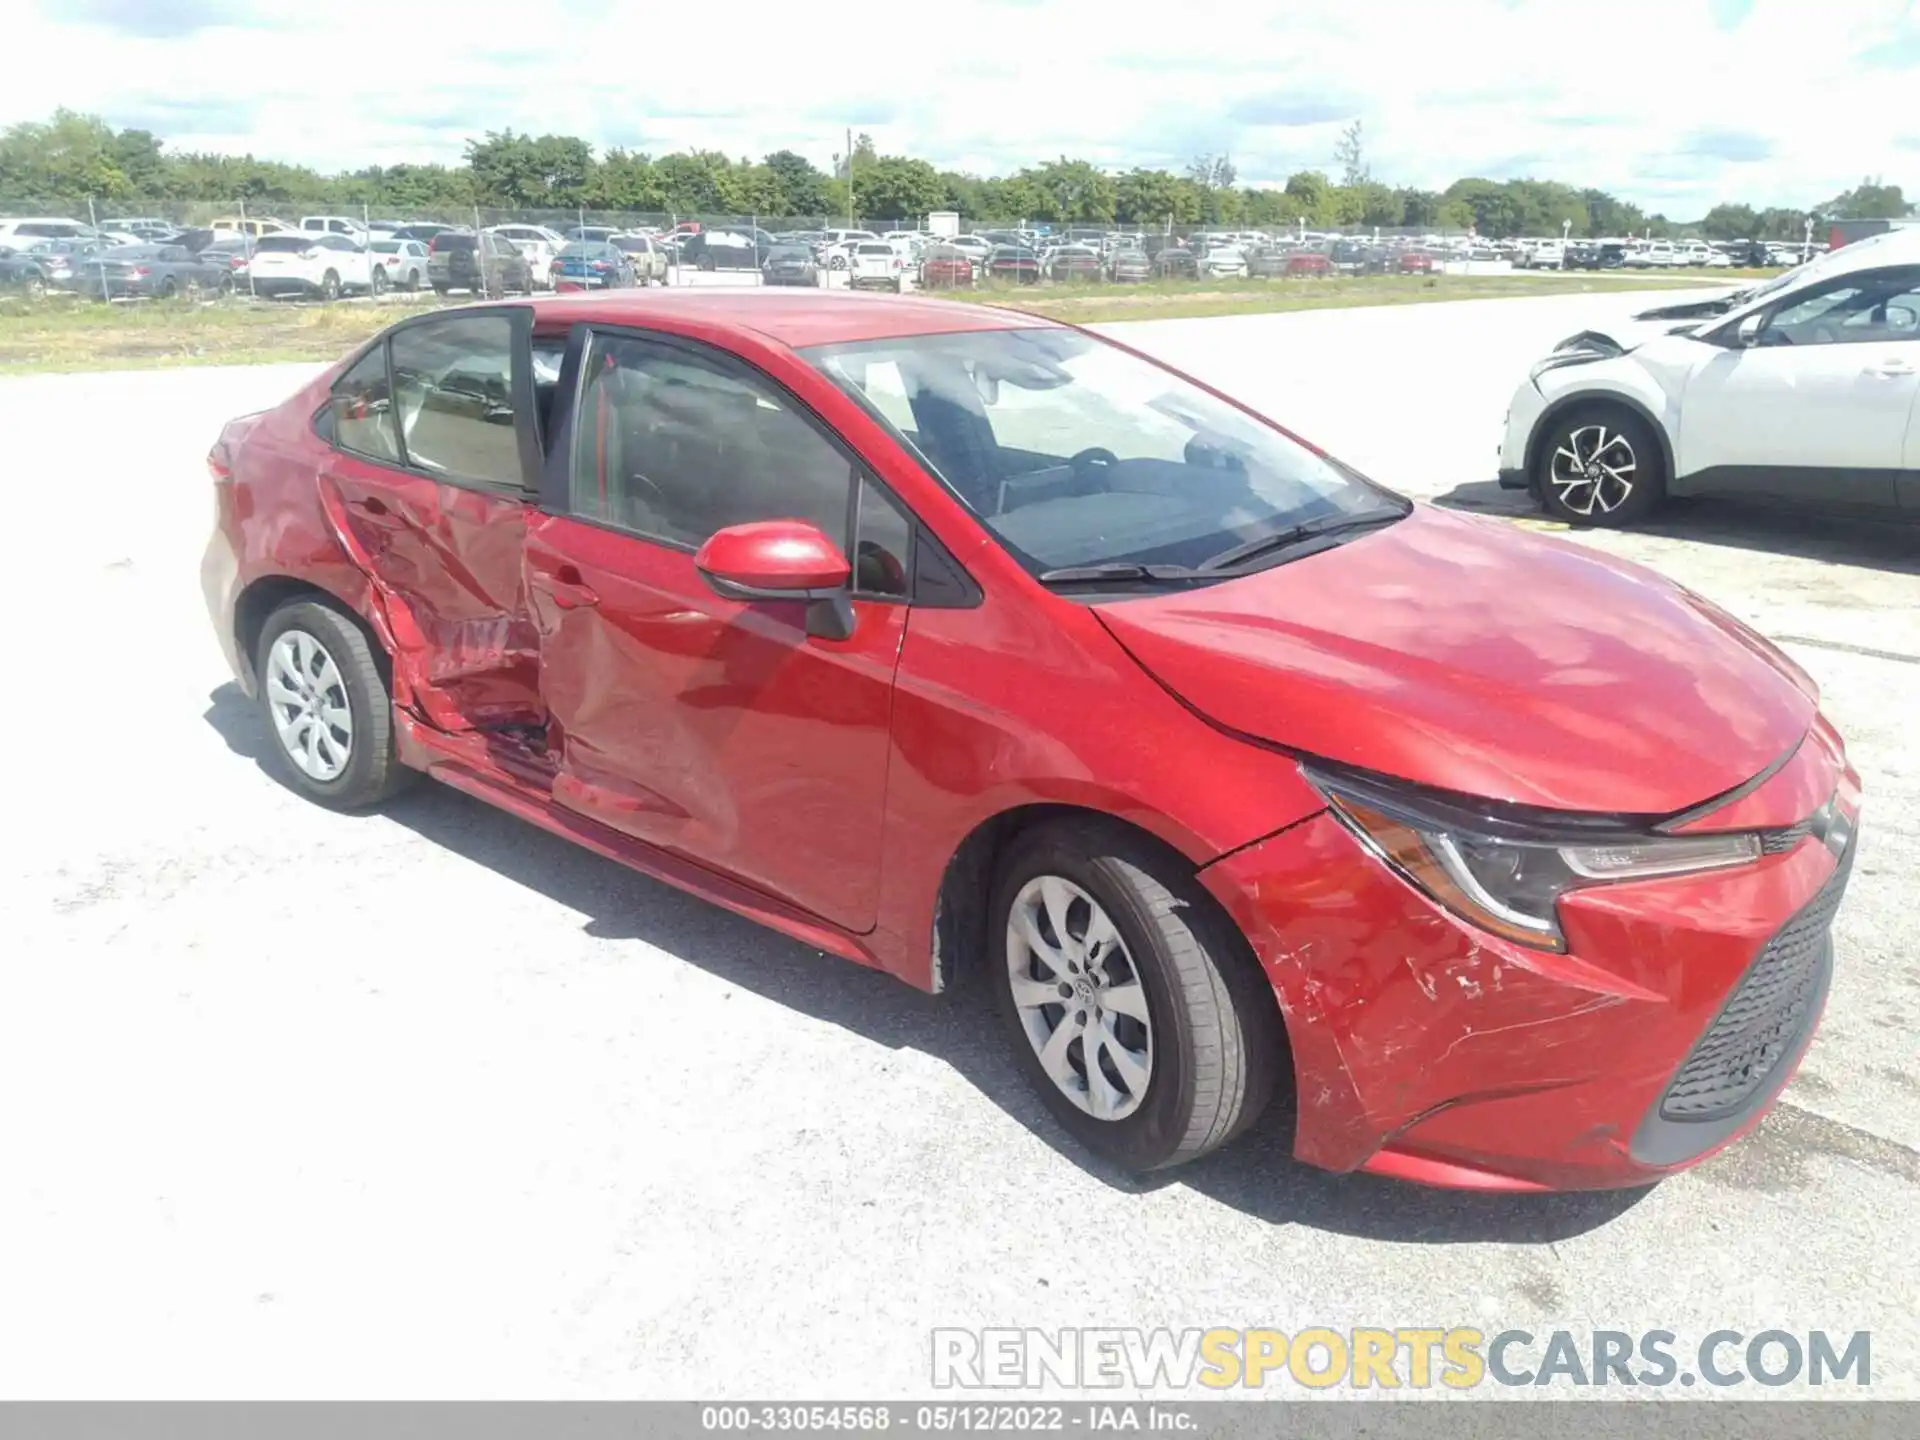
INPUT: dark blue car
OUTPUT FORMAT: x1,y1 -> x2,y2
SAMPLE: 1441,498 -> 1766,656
549,242 -> 636,290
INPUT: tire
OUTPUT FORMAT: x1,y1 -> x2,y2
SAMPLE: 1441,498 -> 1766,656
402,269 -> 419,292
217,274 -> 235,296
159,277 -> 179,300
991,820 -> 1282,1172
255,597 -> 414,811
1534,403 -> 1667,527
697,254 -> 715,272
320,270 -> 340,301
370,266 -> 389,297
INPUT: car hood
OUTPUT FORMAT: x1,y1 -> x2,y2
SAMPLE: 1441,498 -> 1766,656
1094,506 -> 1815,816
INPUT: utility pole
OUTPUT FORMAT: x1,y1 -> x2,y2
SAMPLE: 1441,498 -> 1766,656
846,127 -> 855,229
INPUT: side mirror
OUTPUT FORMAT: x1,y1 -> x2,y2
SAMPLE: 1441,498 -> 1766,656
693,520 -> 856,640
1733,313 -> 1765,348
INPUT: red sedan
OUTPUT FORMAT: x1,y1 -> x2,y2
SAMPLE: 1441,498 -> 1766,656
1398,249 -> 1436,274
201,291 -> 1858,1191
1284,248 -> 1331,276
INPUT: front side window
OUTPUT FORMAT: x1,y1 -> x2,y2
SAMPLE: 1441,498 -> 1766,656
568,333 -> 855,551
1760,268 -> 1920,346
389,315 -> 521,490
806,327 -> 1401,576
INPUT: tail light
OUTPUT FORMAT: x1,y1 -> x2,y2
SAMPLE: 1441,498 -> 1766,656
207,440 -> 233,484
130,266 -> 151,277
550,260 -> 562,271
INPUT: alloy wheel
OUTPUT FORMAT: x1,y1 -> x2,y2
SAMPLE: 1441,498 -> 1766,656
1005,875 -> 1154,1121
1549,423 -> 1637,516
265,629 -> 354,782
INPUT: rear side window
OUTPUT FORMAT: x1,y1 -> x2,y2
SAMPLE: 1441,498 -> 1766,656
331,344 -> 401,463
568,332 -> 854,549
390,315 -> 521,490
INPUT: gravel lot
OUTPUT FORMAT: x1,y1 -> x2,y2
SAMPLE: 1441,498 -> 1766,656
3,289 -> 1915,1400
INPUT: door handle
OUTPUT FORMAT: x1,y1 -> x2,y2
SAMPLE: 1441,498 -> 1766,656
1865,359 -> 1915,378
353,495 -> 390,516
533,565 -> 599,610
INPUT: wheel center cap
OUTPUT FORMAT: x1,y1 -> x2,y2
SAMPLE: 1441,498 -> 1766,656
1074,979 -> 1096,1005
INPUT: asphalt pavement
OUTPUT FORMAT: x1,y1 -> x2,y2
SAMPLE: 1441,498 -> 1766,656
2,287 -> 1914,1400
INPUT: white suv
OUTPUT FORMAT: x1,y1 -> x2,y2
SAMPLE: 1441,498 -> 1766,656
1498,228 -> 1920,524
247,232 -> 380,300
0,217 -> 93,253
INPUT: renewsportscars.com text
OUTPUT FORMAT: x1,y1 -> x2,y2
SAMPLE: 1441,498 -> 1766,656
931,1327 -> 1871,1391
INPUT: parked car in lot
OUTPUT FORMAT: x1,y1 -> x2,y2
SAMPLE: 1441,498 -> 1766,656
1152,244 -> 1198,279
300,216 -> 371,242
605,233 -> 667,285
565,226 -> 621,245
1107,248 -> 1152,283
1500,227 -> 1920,525
210,216 -> 293,239
489,224 -> 568,288
916,245 -> 973,289
987,244 -> 1041,283
369,238 -> 429,291
71,242 -> 234,301
848,241 -> 907,292
0,216 -> 98,253
392,223 -> 458,244
681,227 -> 778,271
945,234 -> 993,267
5,238 -> 111,294
761,243 -> 822,287
1396,249 -> 1435,274
200,235 -> 256,285
429,230 -> 532,297
1045,245 -> 1104,282
247,233 -> 382,300
548,241 -> 636,290
204,289 -> 1860,1192
1281,248 -> 1332,277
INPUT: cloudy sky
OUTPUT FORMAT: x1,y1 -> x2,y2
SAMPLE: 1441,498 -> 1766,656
12,0 -> 1919,214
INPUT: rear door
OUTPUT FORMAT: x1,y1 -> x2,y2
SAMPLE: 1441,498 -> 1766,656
524,325 -> 917,932
315,307 -> 548,732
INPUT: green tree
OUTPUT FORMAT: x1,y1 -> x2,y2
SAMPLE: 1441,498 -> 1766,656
465,130 -> 594,207
1699,202 -> 1759,239
763,149 -> 831,216
855,154 -> 946,220
1821,178 -> 1910,219
1022,158 -> 1116,222
1334,120 -> 1368,188
1283,170 -> 1330,220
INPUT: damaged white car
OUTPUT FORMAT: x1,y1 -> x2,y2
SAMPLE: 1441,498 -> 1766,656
1498,228 -> 1920,525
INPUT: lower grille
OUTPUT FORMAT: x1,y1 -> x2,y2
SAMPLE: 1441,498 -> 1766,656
1658,842 -> 1853,1122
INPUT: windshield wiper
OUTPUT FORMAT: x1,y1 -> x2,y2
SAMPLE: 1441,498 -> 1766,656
1036,562 -> 1216,586
1200,505 -> 1410,572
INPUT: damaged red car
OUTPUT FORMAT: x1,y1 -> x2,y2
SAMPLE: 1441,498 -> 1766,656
202,291 -> 1859,1191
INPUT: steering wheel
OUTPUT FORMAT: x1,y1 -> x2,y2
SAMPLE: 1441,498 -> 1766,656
1068,446 -> 1119,494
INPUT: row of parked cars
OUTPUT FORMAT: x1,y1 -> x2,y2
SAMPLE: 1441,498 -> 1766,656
1509,236 -> 1808,271
0,212 -> 682,301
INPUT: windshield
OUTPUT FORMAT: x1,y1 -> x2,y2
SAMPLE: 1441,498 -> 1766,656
804,327 -> 1400,575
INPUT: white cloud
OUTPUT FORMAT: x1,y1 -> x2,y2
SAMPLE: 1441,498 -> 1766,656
7,0 -> 1918,214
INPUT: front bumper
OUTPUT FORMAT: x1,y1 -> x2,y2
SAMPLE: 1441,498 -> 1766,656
1498,379 -> 1549,485
1200,781 -> 1854,1191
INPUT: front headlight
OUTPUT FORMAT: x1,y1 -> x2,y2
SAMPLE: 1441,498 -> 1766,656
1313,771 -> 1761,951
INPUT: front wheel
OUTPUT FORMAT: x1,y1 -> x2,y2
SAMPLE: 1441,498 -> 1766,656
320,270 -> 340,301
992,821 -> 1282,1172
1535,405 -> 1667,527
256,598 -> 415,810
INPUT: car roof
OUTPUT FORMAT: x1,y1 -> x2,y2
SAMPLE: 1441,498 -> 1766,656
524,288 -> 1055,347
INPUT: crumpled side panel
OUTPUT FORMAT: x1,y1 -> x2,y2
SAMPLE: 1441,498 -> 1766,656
316,467 -> 544,734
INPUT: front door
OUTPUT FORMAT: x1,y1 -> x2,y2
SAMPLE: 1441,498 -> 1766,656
316,307 -> 546,730
1679,265 -> 1920,507
524,326 -> 916,933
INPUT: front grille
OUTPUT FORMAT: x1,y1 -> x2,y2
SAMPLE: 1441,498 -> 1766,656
1760,820 -> 1813,854
1658,842 -> 1853,1122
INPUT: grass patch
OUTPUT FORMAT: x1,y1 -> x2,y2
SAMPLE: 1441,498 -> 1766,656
0,294 -> 444,374
0,265 -> 1760,373
926,270 -> 1750,324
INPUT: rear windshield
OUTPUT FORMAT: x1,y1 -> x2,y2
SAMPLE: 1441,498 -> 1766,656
434,235 -> 477,252
857,243 -> 894,255
767,246 -> 811,260
253,235 -> 308,252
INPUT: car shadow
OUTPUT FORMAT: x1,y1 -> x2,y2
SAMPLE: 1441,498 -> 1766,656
203,681 -> 1647,1244
1434,481 -> 1920,576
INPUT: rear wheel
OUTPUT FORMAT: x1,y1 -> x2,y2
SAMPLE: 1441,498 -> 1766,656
319,269 -> 341,301
256,598 -> 414,811
991,821 -> 1282,1172
370,266 -> 389,297
1535,405 -> 1666,527
159,276 -> 179,299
